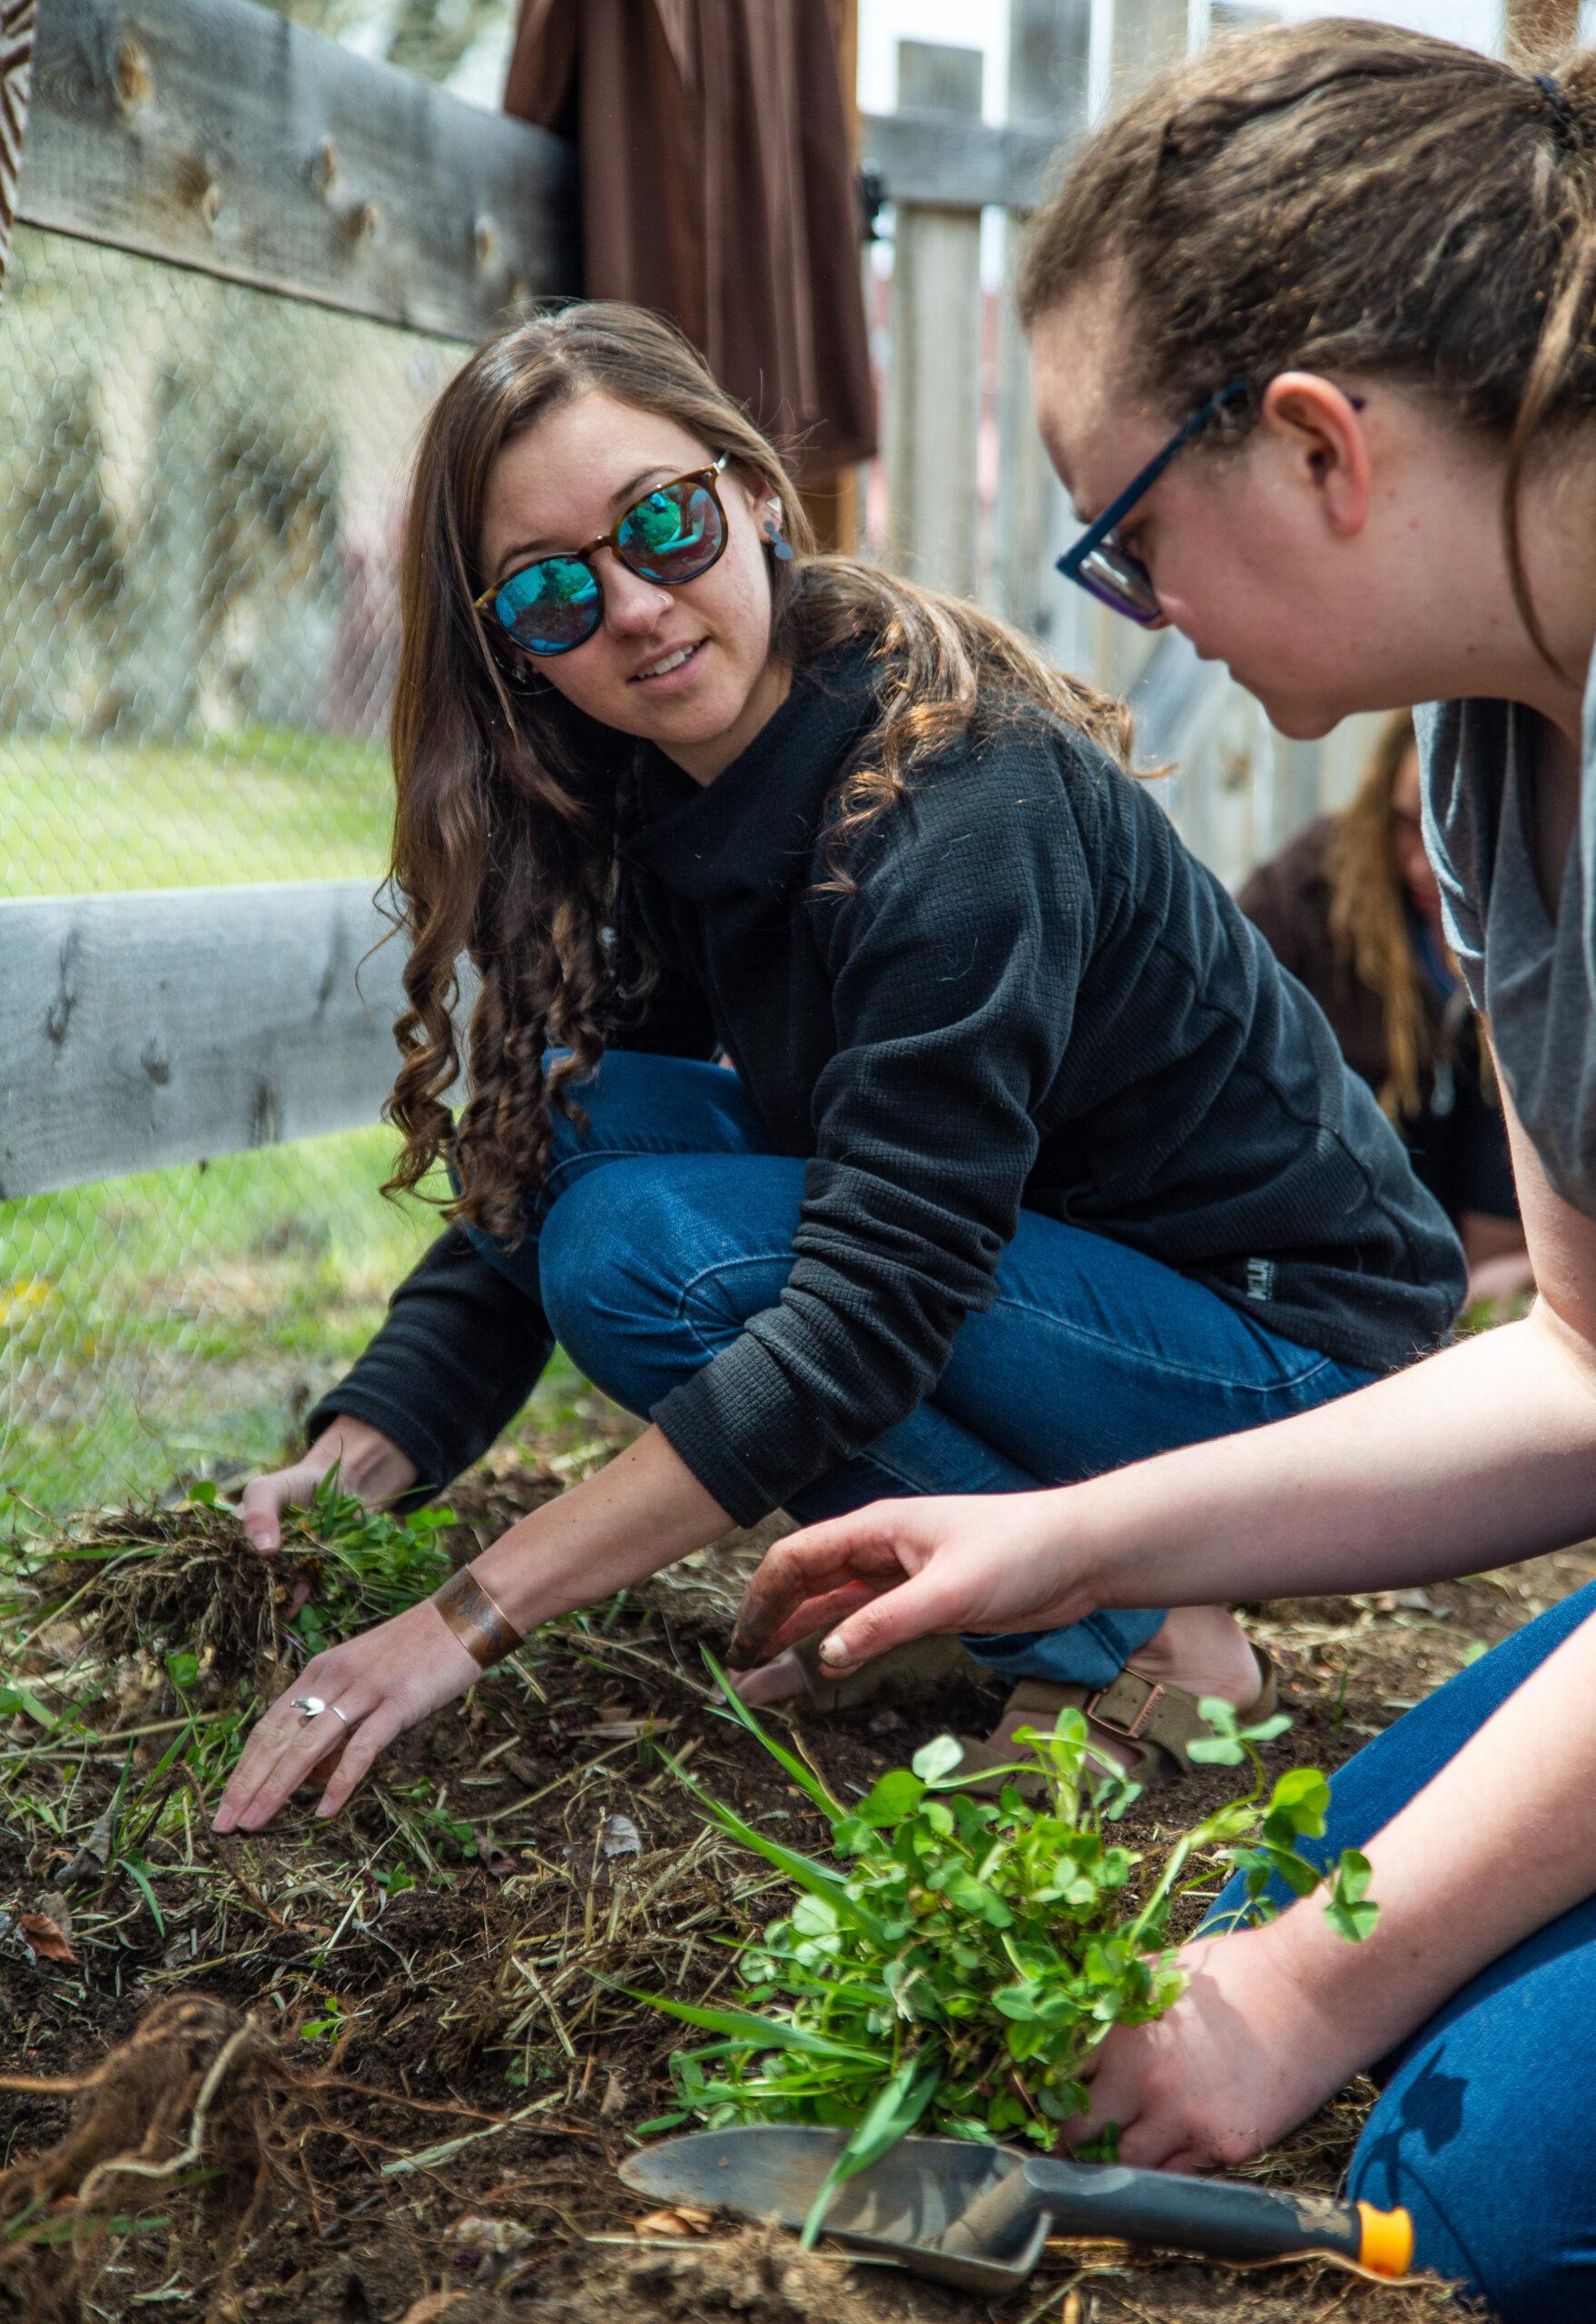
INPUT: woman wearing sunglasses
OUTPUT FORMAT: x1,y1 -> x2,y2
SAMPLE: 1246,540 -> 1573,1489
214,300 -> 1459,1836
731,28 -> 1596,2320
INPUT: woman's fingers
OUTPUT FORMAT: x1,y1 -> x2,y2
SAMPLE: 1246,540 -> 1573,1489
214,1680 -> 368,1832
730,1581 -> 885,1668
314,1703 -> 409,1818
237,1473 -> 292,1556
238,1462 -> 328,1556
813,1568 -> 970,1671
729,1506 -> 925,1665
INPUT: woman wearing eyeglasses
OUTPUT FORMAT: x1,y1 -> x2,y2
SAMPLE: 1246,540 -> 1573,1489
213,300 -> 1459,1837
730,29 -> 1596,2320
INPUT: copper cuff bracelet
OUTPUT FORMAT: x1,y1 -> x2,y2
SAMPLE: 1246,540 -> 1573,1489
431,1565 -> 524,1669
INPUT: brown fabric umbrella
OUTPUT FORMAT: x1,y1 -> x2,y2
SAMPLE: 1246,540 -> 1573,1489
504,0 -> 876,486
0,0 -> 36,310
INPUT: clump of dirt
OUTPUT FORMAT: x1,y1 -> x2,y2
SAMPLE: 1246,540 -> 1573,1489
38,1502 -> 297,1691
504,2223 -> 902,2324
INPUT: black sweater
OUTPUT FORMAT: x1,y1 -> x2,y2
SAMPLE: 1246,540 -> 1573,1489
308,651 -> 1464,1526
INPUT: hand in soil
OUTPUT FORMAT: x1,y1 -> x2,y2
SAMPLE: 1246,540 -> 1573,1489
213,1596 -> 480,1830
237,1418 -> 419,1554
1068,1926 -> 1364,2172
730,1490 -> 1089,1672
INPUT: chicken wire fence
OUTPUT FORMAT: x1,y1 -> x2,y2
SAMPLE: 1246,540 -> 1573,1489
1,225 -> 466,1514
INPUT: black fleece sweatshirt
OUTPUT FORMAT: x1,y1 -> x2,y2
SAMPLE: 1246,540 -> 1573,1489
307,649 -> 1464,1526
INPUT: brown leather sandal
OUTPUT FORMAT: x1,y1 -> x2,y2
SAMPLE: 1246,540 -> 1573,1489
785,1626 -> 987,1714
950,1644 -> 1278,1801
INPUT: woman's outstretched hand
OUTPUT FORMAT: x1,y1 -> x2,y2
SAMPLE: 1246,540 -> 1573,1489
1065,1927 -> 1361,2172
212,1598 -> 478,1831
728,1491 -> 1098,1674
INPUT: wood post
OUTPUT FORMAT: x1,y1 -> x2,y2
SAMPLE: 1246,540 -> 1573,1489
884,40 -> 985,598
994,0 -> 1089,652
0,0 -> 34,307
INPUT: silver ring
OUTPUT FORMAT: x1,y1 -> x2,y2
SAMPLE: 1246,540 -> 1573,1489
291,1694 -> 326,1721
326,1703 -> 351,1728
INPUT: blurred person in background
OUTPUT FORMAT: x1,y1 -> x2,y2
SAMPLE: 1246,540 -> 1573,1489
1239,711 -> 1532,1309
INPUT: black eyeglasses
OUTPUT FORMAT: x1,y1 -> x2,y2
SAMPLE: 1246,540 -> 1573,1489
1057,382 -> 1249,625
473,454 -> 731,657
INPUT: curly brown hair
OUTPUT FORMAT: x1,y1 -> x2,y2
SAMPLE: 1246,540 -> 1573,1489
1017,21 -> 1596,678
379,301 -> 1135,1245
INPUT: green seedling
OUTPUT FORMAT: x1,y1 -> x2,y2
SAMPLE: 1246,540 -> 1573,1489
635,1658 -> 1376,2241
281,1470 -> 457,1645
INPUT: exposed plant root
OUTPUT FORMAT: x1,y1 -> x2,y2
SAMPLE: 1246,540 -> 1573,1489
0,1994 -> 535,2324
0,1995 -> 284,2322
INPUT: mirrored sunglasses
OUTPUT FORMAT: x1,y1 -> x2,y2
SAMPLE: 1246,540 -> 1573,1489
474,454 -> 731,657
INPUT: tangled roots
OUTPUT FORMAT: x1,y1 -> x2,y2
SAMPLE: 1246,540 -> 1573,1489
0,1996 -> 288,2323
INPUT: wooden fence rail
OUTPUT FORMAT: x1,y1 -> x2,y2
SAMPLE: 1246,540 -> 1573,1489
18,0 -> 576,337
0,884 -> 407,1198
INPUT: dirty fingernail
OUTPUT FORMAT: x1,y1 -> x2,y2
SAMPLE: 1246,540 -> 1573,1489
819,1637 -> 846,1665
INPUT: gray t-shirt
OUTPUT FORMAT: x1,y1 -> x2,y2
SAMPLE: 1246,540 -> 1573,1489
1418,645 -> 1596,1216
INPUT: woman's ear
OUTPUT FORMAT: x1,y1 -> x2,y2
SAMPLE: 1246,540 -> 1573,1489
1258,372 -> 1373,539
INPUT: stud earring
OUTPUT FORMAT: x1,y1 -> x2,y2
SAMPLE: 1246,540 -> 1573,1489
762,510 -> 794,562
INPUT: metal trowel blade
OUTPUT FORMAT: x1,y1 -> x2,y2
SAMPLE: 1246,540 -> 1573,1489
618,2125 -> 1048,2292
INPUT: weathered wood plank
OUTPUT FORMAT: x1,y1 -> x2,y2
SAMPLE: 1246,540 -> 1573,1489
860,108 -> 1062,213
993,0 -> 1088,648
0,0 -> 35,302
16,0 -> 576,340
0,881 -> 412,1196
883,45 -> 984,600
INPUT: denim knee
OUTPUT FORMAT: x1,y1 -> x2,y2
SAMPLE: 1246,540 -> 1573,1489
537,1157 -> 746,1419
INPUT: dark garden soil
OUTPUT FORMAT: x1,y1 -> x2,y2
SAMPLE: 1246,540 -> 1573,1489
3,1413 -> 1568,2324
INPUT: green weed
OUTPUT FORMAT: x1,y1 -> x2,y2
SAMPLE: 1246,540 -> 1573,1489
638,1659 -> 1376,2239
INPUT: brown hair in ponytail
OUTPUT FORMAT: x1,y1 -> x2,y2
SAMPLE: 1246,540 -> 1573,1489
1019,21 -> 1596,675
1324,712 -> 1432,1122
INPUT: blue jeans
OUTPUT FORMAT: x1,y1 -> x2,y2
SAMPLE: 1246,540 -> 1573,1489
1207,1581 -> 1596,2322
467,1050 -> 1373,1688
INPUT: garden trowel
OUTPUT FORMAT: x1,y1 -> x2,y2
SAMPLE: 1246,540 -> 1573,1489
619,2125 -> 1414,2294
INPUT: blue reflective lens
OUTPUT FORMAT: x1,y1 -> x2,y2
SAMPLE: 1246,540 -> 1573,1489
616,480 -> 718,582
495,555 -> 601,655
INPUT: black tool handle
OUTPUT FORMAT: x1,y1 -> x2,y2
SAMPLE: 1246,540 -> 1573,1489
942,2153 -> 1401,2270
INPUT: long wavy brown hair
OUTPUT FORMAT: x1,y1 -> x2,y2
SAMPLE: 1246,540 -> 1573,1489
1325,713 -> 1433,1121
379,301 -> 1135,1244
1019,22 -> 1596,678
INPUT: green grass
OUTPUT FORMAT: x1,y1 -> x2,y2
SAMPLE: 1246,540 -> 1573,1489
1,724 -> 445,1508
4,1129 -> 436,1506
3,1123 -> 600,1511
1,723 -> 392,899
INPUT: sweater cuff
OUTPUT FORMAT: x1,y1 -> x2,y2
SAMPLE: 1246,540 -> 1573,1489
649,1334 -> 833,1530
302,1384 -> 473,1510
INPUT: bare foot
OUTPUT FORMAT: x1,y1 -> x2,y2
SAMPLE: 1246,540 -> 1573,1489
983,1604 -> 1263,1773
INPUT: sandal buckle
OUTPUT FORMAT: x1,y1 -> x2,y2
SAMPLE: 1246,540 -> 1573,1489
1083,1679 -> 1165,1742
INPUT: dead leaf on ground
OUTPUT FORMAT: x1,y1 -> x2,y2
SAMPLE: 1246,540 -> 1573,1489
474,1830 -> 518,1880
633,2206 -> 714,2238
444,2211 -> 537,2287
55,1808 -> 114,1887
21,1896 -> 77,1965
600,1812 -> 642,1858
396,2296 -> 469,2323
